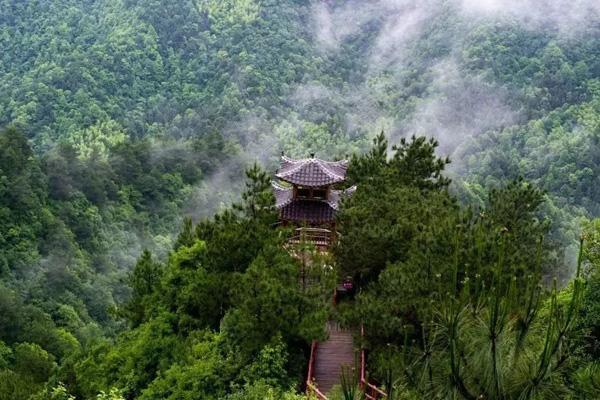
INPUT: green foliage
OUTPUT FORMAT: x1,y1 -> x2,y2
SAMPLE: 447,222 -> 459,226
2,1 -> 600,398
0,124 -> 230,397
340,136 -> 591,399
347,133 -> 450,190
572,363 -> 600,399
349,178 -> 552,339
339,365 -> 363,400
30,383 -> 76,400
358,225 -> 585,399
0,343 -> 58,399
71,165 -> 333,398
0,127 -> 47,272
124,250 -> 163,327
583,219 -> 600,268
0,341 -> 11,369
240,336 -> 291,388
74,315 -> 181,399
174,216 -> 195,250
222,245 -> 330,354
137,332 -> 231,400
96,388 -> 124,400
460,83 -> 600,252
336,133 -> 454,284
224,381 -> 306,400
578,220 -> 600,359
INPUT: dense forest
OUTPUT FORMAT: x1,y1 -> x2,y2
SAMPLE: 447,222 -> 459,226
1,0 -> 600,399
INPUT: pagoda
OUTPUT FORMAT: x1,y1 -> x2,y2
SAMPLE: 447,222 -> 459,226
272,154 -> 356,247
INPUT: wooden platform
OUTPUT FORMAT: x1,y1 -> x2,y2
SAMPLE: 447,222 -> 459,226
312,322 -> 356,394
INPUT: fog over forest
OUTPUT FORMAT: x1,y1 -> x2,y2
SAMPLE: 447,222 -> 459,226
1,1 -> 600,399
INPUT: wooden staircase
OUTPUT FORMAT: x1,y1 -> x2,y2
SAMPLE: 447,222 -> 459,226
307,322 -> 356,399
312,322 -> 356,394
306,321 -> 387,399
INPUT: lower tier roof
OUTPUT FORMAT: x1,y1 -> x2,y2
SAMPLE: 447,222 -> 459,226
279,199 -> 335,224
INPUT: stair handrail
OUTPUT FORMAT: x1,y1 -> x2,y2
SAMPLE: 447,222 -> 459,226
306,340 -> 328,400
359,325 -> 387,399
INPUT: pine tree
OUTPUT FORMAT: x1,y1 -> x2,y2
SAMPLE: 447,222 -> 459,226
174,217 -> 196,250
124,250 -> 163,327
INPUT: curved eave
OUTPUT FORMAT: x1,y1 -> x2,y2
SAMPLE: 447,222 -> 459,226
275,175 -> 344,188
276,156 -> 349,187
278,199 -> 336,224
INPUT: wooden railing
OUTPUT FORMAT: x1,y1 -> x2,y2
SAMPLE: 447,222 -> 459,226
305,332 -> 387,400
360,326 -> 387,400
289,227 -> 334,248
360,349 -> 388,399
306,341 -> 328,400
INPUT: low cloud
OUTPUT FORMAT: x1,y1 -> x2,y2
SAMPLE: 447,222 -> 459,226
403,59 -> 519,158
459,0 -> 600,33
307,0 -> 599,162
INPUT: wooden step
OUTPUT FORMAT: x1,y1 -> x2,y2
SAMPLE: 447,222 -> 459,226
312,322 -> 356,394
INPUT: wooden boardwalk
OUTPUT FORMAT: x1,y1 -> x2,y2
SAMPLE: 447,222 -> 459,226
312,322 -> 356,394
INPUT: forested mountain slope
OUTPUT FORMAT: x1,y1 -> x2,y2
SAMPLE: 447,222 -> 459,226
2,0 -> 599,240
1,0 -> 600,399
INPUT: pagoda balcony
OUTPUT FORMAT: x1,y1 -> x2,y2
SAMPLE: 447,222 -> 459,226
287,227 -> 335,248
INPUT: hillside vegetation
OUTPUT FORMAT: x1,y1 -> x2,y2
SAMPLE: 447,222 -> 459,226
1,0 -> 600,399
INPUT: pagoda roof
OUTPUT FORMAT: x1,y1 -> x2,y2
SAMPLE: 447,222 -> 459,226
272,182 -> 357,223
279,199 -> 336,224
327,186 -> 357,210
276,156 -> 349,187
272,181 -> 294,208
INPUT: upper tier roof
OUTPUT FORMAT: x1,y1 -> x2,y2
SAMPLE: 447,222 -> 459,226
275,156 -> 349,187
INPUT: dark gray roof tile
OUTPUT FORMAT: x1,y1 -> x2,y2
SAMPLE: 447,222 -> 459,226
276,156 -> 348,187
279,199 -> 336,223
